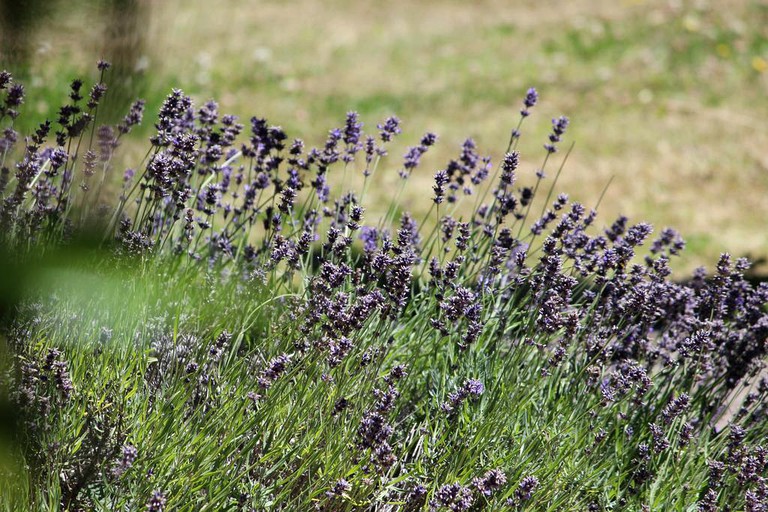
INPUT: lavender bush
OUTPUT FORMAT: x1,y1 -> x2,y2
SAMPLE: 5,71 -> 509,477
0,64 -> 767,511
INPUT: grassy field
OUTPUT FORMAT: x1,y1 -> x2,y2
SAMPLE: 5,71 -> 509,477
11,0 -> 768,274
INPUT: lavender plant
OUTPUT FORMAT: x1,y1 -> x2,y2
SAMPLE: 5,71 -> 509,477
1,64 -> 767,511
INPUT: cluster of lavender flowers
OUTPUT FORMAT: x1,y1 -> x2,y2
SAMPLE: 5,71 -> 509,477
2,63 -> 768,510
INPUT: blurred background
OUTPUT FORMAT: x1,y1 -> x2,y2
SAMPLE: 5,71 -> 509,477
1,0 -> 767,275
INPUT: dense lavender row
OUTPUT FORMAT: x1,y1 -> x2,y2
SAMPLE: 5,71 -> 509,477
1,65 -> 768,510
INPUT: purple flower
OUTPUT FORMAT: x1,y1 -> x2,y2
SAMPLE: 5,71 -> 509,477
112,444 -> 138,477
464,379 -> 484,397
198,100 -> 219,126
152,89 -> 193,146
0,71 -> 11,90
697,488 -> 719,511
6,83 -> 25,108
433,170 -> 449,204
123,168 -> 135,184
359,226 -> 379,253
544,116 -> 569,153
520,87 -> 538,117
43,348 -> 73,398
357,411 -> 393,449
325,478 -> 351,498
441,379 -> 484,414
402,147 -> 425,174
514,475 -> 539,502
472,468 -> 507,496
679,422 -> 694,448
400,132 -> 438,178
377,116 -> 401,142
649,423 -> 670,453
343,111 -> 362,146
257,353 -> 293,389
430,483 -> 474,511
0,126 -> 17,154
661,393 -> 690,425
342,111 -> 363,162
87,82 -> 107,110
500,151 -> 519,186
421,132 -> 438,147
406,484 -> 428,507
524,87 -> 538,109
146,490 -> 166,512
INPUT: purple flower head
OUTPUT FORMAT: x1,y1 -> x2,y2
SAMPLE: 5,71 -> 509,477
649,423 -> 670,453
117,100 -> 145,133
43,348 -> 73,398
399,132 -> 437,178
378,116 -> 401,142
258,353 -> 293,389
430,483 -> 474,511
472,468 -> 507,496
397,212 -> 421,252
441,378 -> 484,415
524,87 -> 538,109
501,151 -> 519,186
433,169 -> 449,204
146,490 -> 166,512
679,423 -> 694,447
5,83 -> 24,117
5,82 -> 26,107
403,146 -> 424,173
422,132 -> 438,147
341,111 -> 364,162
48,148 -> 69,170
112,444 -> 138,477
0,126 -> 17,154
122,168 -> 135,185
551,116 -> 569,137
471,156 -> 491,186
463,379 -> 484,397
661,393 -> 690,425
544,116 -> 569,153
152,89 -> 192,145
521,87 -> 538,117
514,476 -> 539,502
87,82 -> 107,109
386,364 -> 408,382
406,484 -> 428,507
288,137 -> 304,156
455,222 -> 470,251
698,488 -> 719,511
321,127 -> 342,164
197,100 -> 218,126
325,478 -> 351,498
729,425 -> 747,451
363,135 -> 378,169
357,411 -> 393,449
0,71 -> 12,90
343,111 -> 363,146
359,226 -> 380,253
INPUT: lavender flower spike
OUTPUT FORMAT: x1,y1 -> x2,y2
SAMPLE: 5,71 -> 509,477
521,87 -> 538,117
